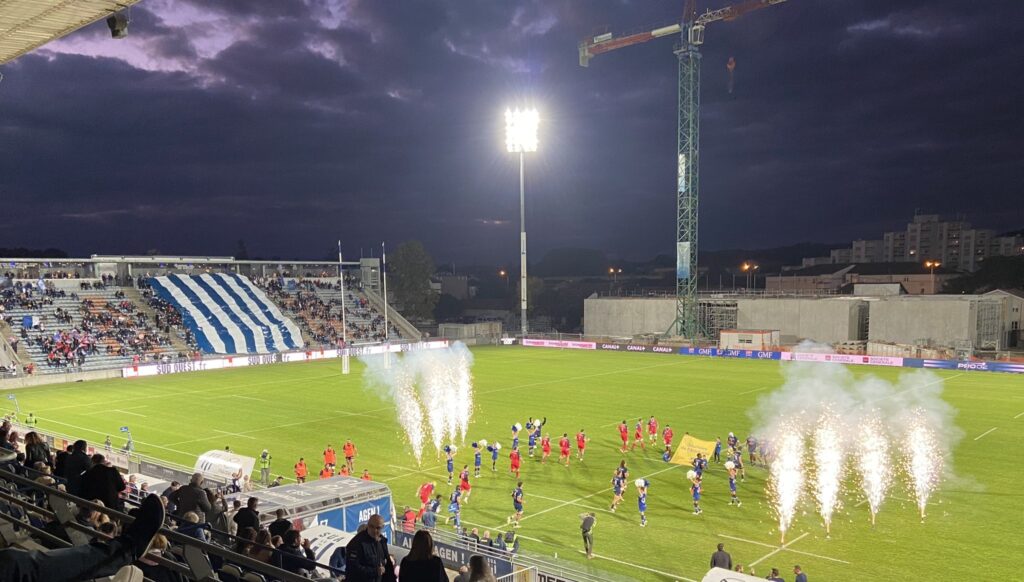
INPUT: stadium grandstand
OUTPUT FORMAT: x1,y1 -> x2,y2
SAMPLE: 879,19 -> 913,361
0,255 -> 420,380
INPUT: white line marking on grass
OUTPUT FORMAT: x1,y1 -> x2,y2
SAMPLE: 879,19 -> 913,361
529,493 -> 614,514
37,417 -> 197,458
718,533 -> 850,564
738,386 -> 768,395
578,551 -> 698,582
503,463 -> 679,528
213,429 -> 256,440
675,399 -> 712,409
974,427 -> 998,441
163,409 -> 390,447
113,409 -> 147,417
748,532 -> 808,568
1014,411 -> 1024,419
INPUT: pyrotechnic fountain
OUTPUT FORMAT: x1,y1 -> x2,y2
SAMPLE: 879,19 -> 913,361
362,343 -> 475,463
856,412 -> 891,526
812,408 -> 845,536
904,408 -> 942,520
769,426 -> 806,543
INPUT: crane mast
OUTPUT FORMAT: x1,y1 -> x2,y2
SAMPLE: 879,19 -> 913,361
579,0 -> 787,339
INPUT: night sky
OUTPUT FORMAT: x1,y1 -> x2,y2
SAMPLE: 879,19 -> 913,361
1,0 -> 1022,263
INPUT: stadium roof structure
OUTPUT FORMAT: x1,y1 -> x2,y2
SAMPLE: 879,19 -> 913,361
0,0 -> 141,65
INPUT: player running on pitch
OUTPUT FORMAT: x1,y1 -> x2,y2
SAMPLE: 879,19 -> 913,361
509,446 -> 522,479
618,420 -> 629,453
458,465 -> 472,503
610,472 -> 626,512
540,434 -> 552,464
445,445 -> 456,485
509,481 -> 524,528
727,462 -> 741,506
637,479 -> 650,527
576,429 -> 589,461
558,433 -> 572,466
647,415 -> 658,445
417,481 -> 435,518
631,418 -> 646,451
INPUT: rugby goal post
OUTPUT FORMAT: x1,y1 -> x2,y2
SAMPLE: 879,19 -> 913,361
718,329 -> 780,351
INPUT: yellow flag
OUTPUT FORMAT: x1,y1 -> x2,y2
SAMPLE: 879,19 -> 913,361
669,434 -> 717,466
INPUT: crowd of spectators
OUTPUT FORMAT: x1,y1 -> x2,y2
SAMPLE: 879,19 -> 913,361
255,276 -> 400,346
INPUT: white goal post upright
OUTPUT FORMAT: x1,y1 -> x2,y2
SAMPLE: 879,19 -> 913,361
338,240 -> 350,375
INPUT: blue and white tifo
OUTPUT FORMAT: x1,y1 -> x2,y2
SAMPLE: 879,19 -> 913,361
148,274 -> 304,354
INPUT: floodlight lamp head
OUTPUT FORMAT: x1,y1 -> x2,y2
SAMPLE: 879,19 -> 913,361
107,13 -> 129,38
505,108 -> 539,153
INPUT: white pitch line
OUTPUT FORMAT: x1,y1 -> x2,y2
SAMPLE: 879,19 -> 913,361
718,533 -> 850,564
738,386 -> 768,395
164,409 -> 383,446
578,551 -> 698,582
113,409 -> 147,417
1014,411 -> 1024,419
676,399 -> 712,409
37,417 -> 198,459
974,427 -> 998,441
748,532 -> 809,568
213,429 -> 256,440
231,394 -> 267,402
530,493 -> 614,514
498,463 -> 679,528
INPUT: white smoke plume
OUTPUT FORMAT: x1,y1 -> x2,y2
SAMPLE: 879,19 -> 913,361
360,342 -> 475,463
750,341 -> 961,534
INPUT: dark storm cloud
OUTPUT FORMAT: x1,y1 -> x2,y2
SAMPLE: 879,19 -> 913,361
0,0 -> 1021,261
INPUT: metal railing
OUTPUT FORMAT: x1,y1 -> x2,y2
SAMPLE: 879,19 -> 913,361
0,464 -> 314,582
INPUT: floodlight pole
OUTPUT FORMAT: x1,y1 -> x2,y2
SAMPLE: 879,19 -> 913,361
519,151 -> 528,338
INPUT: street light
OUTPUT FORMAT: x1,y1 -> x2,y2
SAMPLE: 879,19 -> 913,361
498,269 -> 508,289
505,107 -> 539,337
608,267 -> 622,282
924,260 -> 941,294
741,262 -> 759,289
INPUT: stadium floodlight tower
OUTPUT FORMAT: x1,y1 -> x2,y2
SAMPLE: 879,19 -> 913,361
505,107 -> 539,338
579,0 -> 788,339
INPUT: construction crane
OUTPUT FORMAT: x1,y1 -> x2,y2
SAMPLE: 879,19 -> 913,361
580,0 -> 787,339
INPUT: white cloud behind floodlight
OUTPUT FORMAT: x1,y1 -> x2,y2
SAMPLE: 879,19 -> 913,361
505,108 -> 539,153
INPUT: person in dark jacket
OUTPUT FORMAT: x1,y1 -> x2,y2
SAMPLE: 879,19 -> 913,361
61,440 -> 90,496
232,496 -> 261,532
399,530 -> 448,582
23,432 -> 52,469
345,514 -> 396,582
710,543 -> 732,570
79,454 -> 126,511
167,473 -> 211,520
274,530 -> 319,575
268,508 -> 292,539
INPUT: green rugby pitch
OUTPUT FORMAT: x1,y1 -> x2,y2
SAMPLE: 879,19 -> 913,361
8,346 -> 1022,581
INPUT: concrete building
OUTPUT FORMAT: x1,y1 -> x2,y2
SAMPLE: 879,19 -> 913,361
735,297 -> 867,344
830,248 -> 852,263
767,263 -> 956,295
852,239 -> 884,263
883,231 -> 906,262
867,295 -> 1004,350
583,296 -> 676,338
802,215 -> 1021,271
982,289 -> 1024,348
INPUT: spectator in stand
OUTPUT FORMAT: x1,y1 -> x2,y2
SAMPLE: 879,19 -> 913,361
0,494 -> 165,582
402,506 -> 417,533
79,454 -> 126,511
399,530 -> 448,582
167,473 -> 211,521
250,529 -> 276,564
23,432 -> 52,469
269,508 -> 292,538
467,555 -> 497,582
62,440 -> 90,496
233,526 -> 257,556
136,533 -> 183,582
274,529 -> 319,575
232,496 -> 261,532
206,489 -> 229,542
710,543 -> 732,570
177,512 -> 209,543
225,498 -> 242,537
345,514 -> 396,582
160,481 -> 180,515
